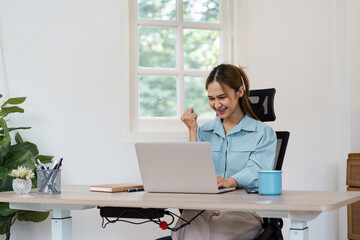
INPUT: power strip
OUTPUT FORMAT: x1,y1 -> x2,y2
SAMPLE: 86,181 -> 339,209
98,207 -> 165,219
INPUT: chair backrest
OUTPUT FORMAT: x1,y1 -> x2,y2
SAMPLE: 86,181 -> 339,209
274,131 -> 290,171
249,88 -> 289,171
249,88 -> 276,122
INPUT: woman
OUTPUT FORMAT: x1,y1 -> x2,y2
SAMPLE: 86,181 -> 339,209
172,64 -> 277,240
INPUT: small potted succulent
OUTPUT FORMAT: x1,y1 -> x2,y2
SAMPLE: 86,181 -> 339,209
9,166 -> 35,194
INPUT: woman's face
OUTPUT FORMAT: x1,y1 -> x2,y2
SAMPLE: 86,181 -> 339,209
207,80 -> 244,120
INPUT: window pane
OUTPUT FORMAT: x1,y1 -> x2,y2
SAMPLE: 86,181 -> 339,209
184,29 -> 219,70
183,0 -> 220,23
184,77 -> 214,118
139,75 -> 177,117
138,26 -> 177,68
138,0 -> 176,21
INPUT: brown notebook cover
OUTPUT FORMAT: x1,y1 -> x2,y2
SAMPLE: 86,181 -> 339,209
89,183 -> 143,193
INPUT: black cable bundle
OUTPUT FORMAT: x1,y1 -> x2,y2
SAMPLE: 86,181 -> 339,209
99,207 -> 205,232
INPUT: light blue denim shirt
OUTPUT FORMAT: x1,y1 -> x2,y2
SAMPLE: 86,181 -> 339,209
197,115 -> 276,188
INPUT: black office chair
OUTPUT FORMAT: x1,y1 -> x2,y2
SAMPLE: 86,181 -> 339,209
156,88 -> 290,240
249,88 -> 289,240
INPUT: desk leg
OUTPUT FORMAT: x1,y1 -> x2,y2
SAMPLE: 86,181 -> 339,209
52,210 -> 72,240
289,220 -> 309,240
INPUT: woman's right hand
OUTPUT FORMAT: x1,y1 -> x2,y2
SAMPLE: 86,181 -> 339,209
181,108 -> 198,131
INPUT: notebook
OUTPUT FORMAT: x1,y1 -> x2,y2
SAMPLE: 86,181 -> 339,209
135,142 -> 236,194
89,183 -> 143,193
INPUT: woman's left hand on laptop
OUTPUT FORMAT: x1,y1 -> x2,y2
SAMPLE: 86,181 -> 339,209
216,175 -> 238,189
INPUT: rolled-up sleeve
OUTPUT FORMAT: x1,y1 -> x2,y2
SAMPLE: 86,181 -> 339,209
231,126 -> 277,188
197,126 -> 204,142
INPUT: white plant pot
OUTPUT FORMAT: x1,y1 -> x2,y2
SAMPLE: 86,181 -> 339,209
12,178 -> 32,194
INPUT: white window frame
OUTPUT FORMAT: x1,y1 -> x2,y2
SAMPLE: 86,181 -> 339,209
121,0 -> 245,140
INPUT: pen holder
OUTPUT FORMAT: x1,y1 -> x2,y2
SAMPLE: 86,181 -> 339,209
37,169 -> 61,194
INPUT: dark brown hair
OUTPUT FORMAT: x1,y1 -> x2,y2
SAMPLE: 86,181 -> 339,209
206,64 -> 258,120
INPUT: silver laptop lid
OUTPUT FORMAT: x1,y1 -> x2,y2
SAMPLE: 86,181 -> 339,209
135,142 -> 220,194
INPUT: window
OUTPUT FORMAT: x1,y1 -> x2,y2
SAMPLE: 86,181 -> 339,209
122,0 -> 242,140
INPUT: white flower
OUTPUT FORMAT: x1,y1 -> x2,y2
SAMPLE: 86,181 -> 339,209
9,166 -> 35,180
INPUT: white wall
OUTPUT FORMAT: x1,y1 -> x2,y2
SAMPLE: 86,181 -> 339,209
348,0 -> 360,153
0,1 -> 161,239
0,0 -> 359,240
242,0 -> 343,239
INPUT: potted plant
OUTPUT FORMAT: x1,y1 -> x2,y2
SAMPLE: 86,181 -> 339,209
0,93 -> 53,240
8,166 -> 35,194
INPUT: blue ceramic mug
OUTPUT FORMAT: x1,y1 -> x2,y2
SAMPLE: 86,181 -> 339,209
258,170 -> 282,195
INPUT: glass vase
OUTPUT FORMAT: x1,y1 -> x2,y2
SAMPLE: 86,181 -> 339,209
12,178 -> 32,194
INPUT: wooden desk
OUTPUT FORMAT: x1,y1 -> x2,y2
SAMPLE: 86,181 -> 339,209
1,185 -> 360,240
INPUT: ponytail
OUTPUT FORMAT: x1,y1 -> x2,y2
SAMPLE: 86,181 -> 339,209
236,67 -> 258,120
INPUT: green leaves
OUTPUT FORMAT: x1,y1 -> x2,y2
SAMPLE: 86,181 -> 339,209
9,141 -> 39,157
0,203 -> 17,217
0,94 -> 50,237
0,119 -> 10,166
0,215 -> 12,235
35,155 -> 54,164
17,211 -> 50,222
4,150 -> 35,171
0,127 -> 32,135
0,96 -> 26,117
0,119 -> 9,140
14,133 -> 23,144
1,97 -> 26,107
0,171 -> 10,181
0,107 -> 24,118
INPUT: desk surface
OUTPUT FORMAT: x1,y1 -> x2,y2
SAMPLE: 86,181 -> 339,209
0,185 -> 360,212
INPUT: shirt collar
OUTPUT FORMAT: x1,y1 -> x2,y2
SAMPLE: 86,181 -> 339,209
227,115 -> 257,135
202,116 -> 225,138
202,115 -> 257,137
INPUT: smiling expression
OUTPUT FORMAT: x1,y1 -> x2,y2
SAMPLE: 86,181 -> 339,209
207,80 -> 244,120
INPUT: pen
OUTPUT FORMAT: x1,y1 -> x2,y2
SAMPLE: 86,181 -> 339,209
126,188 -> 144,192
37,159 -> 47,170
56,158 -> 63,169
51,158 -> 59,169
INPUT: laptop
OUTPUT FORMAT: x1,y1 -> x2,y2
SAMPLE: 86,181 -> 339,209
135,142 -> 236,194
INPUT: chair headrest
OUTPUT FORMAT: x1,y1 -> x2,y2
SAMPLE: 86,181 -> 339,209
249,88 -> 276,122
